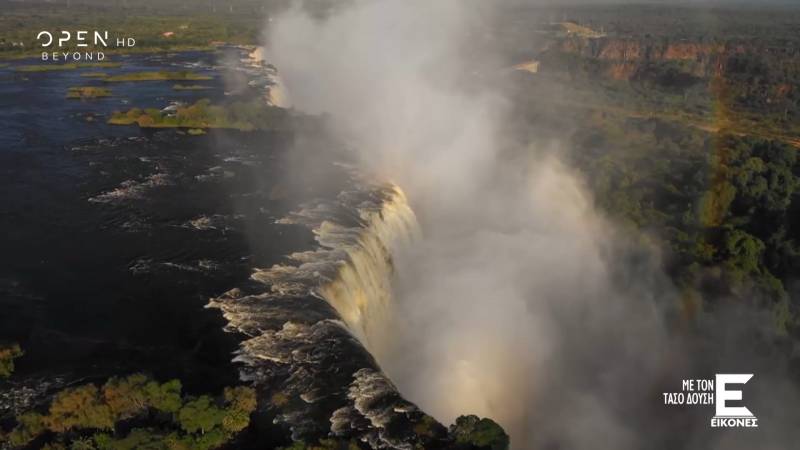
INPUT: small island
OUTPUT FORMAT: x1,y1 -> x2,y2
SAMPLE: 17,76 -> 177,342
108,99 -> 289,131
66,86 -> 112,99
173,84 -> 212,91
80,72 -> 109,78
103,71 -> 212,82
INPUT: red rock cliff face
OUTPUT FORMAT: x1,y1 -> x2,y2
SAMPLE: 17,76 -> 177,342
560,37 -> 721,61
596,40 -> 644,60
556,37 -> 724,79
607,62 -> 639,80
661,42 -> 722,61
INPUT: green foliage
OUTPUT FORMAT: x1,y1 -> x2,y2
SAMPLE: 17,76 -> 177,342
722,229 -> 765,280
44,385 -> 115,432
6,412 -> 45,447
70,437 -> 97,450
412,414 -> 442,438
144,378 -> 183,413
187,428 -> 229,450
221,386 -> 257,433
450,415 -> 509,450
0,342 -> 23,378
92,433 -> 113,449
93,428 -> 166,450
109,99 -> 291,131
279,439 -> 361,450
223,386 -> 257,413
67,87 -> 112,99
178,396 -> 225,434
102,374 -> 149,418
698,181 -> 736,227
3,374 -> 256,450
569,113 -> 800,331
103,71 -> 212,82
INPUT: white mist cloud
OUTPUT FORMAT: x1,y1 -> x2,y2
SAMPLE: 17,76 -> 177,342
263,1 -> 800,449
264,0 -> 671,446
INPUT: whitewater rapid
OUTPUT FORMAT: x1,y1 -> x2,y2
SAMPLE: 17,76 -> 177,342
207,48 -> 446,447
207,177 -> 437,448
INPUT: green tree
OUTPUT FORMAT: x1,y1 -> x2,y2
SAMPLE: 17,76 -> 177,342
450,415 -> 509,450
70,437 -> 97,450
44,385 -> 114,432
94,428 -> 167,450
278,439 -> 361,450
6,412 -> 45,447
144,379 -> 182,413
699,181 -> 736,227
102,374 -> 150,419
723,229 -> 766,282
4,375 -> 253,450
0,342 -> 23,378
221,386 -> 256,433
178,396 -> 225,435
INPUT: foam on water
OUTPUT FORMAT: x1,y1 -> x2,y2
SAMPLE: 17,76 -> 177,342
89,172 -> 173,203
207,178 -> 440,447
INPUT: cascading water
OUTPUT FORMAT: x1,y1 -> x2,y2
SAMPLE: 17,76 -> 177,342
316,186 -> 419,359
253,180 -> 418,357
207,177 -> 433,448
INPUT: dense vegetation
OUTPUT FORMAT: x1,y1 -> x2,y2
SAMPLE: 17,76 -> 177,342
108,99 -> 291,131
0,342 -> 23,378
0,374 -> 257,450
563,112 -> 800,332
279,439 -> 363,450
496,3 -> 800,338
448,415 -> 509,450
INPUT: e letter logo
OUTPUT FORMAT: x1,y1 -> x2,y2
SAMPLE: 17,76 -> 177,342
711,373 -> 758,428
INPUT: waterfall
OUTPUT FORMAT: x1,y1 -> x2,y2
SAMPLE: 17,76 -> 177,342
243,46 -> 292,108
207,179 -> 431,447
316,185 -> 419,358
253,181 -> 419,356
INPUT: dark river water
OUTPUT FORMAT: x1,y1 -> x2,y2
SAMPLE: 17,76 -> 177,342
0,49 -> 446,450
0,49 -> 341,412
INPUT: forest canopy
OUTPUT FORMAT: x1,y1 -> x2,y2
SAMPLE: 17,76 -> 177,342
0,374 -> 257,450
